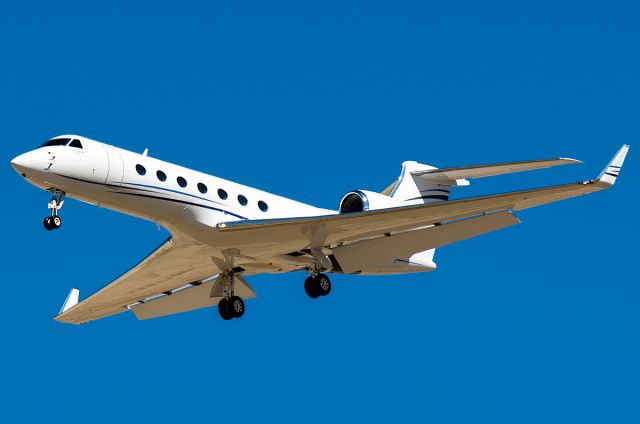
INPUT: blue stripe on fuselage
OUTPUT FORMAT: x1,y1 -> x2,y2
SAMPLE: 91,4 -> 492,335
111,189 -> 249,220
121,181 -> 224,205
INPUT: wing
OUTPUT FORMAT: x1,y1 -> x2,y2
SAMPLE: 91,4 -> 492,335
410,157 -> 581,181
211,145 -> 628,258
381,156 -> 582,193
55,236 -> 230,324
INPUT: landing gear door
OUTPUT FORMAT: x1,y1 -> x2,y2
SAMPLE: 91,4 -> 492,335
104,146 -> 124,188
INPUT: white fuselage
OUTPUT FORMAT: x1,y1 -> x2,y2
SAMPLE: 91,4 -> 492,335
11,135 -> 437,274
13,135 -> 333,233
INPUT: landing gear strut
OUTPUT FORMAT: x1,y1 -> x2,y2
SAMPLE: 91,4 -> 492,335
44,190 -> 65,231
216,270 -> 245,320
303,248 -> 332,298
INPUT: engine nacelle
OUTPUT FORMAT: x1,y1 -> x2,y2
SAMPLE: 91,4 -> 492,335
339,190 -> 404,213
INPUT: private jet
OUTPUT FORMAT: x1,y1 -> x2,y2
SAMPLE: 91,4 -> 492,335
10,136 -> 628,324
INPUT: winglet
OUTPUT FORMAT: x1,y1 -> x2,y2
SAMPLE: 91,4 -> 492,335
59,288 -> 80,314
597,144 -> 629,186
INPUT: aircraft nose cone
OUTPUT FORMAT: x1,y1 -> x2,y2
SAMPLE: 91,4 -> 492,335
11,152 -> 37,174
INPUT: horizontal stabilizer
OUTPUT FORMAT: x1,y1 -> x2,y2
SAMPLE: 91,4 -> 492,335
410,157 -> 581,183
59,288 -> 80,314
130,276 -> 256,320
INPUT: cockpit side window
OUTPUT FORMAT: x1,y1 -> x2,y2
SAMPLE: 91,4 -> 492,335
40,138 -> 71,147
68,139 -> 83,149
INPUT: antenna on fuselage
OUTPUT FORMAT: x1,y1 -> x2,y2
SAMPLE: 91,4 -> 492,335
142,148 -> 149,156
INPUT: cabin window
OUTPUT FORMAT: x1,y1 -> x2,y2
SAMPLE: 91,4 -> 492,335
238,195 -> 248,206
258,200 -> 268,212
197,183 -> 208,194
177,176 -> 187,188
217,189 -> 228,200
136,164 -> 146,176
156,170 -> 167,182
68,139 -> 83,149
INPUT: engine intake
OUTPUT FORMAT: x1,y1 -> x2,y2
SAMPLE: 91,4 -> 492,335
339,190 -> 403,213
340,191 -> 368,213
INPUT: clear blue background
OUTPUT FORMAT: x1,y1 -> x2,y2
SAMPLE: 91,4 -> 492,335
1,1 -> 638,422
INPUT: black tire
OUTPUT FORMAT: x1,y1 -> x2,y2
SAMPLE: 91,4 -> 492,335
229,296 -> 245,318
218,298 -> 233,320
52,216 -> 62,229
316,274 -> 331,296
304,276 -> 320,299
43,217 -> 53,231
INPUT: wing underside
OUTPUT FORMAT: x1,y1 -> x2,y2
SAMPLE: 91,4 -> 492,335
55,237 -> 225,324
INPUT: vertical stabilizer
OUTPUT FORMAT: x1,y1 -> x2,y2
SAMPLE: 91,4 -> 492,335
389,161 -> 465,206
387,161 -> 455,266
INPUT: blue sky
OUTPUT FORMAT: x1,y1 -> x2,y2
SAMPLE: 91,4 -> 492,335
2,1 -> 638,422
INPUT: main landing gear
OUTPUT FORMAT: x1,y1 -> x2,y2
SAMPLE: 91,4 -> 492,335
218,296 -> 245,320
304,249 -> 333,299
44,190 -> 65,231
216,270 -> 245,320
304,273 -> 332,298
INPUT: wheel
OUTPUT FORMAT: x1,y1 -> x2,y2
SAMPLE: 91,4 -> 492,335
43,217 -> 54,231
52,216 -> 62,229
316,274 -> 331,296
229,296 -> 245,318
304,276 -> 320,298
217,298 -> 233,320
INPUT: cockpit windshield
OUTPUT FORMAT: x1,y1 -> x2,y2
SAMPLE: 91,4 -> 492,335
69,139 -> 83,148
40,138 -> 83,149
41,138 -> 71,147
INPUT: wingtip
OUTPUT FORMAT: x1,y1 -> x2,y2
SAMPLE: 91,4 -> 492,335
559,157 -> 584,164
596,144 -> 629,186
58,287 -> 80,315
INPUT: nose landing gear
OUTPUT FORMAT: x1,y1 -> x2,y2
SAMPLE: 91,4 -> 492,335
43,215 -> 62,231
44,190 -> 65,231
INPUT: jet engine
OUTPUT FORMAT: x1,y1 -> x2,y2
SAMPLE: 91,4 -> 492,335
339,190 -> 404,213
